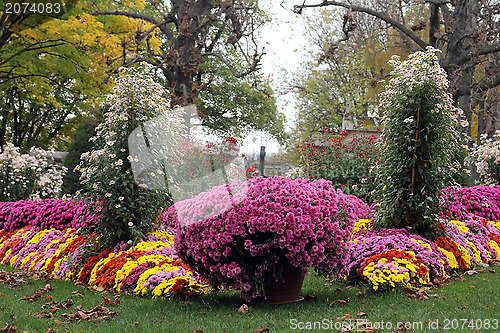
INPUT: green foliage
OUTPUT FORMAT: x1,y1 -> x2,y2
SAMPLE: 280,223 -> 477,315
75,68 -> 185,249
0,1 -> 117,149
198,56 -> 287,144
62,115 -> 102,195
374,48 -> 469,239
296,130 -> 379,204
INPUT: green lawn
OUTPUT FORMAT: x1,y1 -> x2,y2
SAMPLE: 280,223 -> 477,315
0,264 -> 499,333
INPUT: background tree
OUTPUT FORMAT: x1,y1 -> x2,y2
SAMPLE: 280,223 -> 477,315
197,55 -> 287,143
89,0 -> 286,142
0,1 -> 124,150
62,111 -> 103,195
292,0 -> 500,146
285,8 -> 390,165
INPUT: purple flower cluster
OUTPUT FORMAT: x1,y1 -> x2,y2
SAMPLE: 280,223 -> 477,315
174,176 -> 366,302
446,218 -> 497,266
441,186 -> 500,221
53,240 -> 93,280
119,261 -> 157,291
338,193 -> 369,225
143,267 -> 189,290
348,228 -> 449,281
0,199 -> 97,231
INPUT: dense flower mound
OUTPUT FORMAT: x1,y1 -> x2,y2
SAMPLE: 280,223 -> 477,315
441,185 -> 500,222
348,217 -> 500,291
0,199 -> 97,231
173,176 -> 366,302
0,227 -> 206,299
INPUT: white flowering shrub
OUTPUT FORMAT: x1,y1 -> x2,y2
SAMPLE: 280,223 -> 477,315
75,68 -> 186,248
471,131 -> 500,184
0,143 -> 66,201
284,166 -> 306,179
375,47 -> 469,239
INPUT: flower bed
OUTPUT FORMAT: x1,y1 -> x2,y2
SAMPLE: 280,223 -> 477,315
1,183 -> 499,299
0,199 -> 98,231
441,185 -> 500,222
348,217 -> 500,291
0,227 -> 206,299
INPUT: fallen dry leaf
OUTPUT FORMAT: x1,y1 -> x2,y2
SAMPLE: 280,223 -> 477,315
71,290 -> 84,297
403,287 -> 429,300
0,325 -> 28,333
329,298 -> 350,306
41,284 -> 54,292
451,274 -> 466,281
0,270 -> 31,288
60,304 -> 117,322
237,304 -> 249,314
337,314 -> 352,321
357,312 -> 367,317
488,259 -> 500,266
254,329 -> 270,333
20,291 -> 43,302
92,285 -> 105,292
32,312 -> 54,319
45,295 -> 53,301
102,295 -> 120,306
302,293 -> 317,301
464,270 -> 478,275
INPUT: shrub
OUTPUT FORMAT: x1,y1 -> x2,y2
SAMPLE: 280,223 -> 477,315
62,116 -> 101,195
441,185 -> 500,221
0,143 -> 66,201
0,199 -> 96,231
470,131 -> 500,184
295,130 -> 379,203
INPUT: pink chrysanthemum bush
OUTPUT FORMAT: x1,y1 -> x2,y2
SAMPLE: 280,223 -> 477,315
0,199 -> 97,231
173,176 -> 365,302
441,185 -> 500,222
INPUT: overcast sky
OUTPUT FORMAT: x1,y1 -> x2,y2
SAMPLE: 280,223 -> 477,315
240,1 -> 310,156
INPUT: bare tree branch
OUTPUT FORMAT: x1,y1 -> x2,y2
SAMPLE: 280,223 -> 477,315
90,10 -> 176,41
293,1 -> 428,49
203,51 -> 262,78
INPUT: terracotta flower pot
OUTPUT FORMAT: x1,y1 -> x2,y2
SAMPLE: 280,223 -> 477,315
264,264 -> 305,304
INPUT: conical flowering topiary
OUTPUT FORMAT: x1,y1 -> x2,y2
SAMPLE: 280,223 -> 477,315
75,68 -> 186,249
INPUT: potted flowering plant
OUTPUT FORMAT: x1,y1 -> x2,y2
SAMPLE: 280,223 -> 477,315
172,176 -> 357,302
